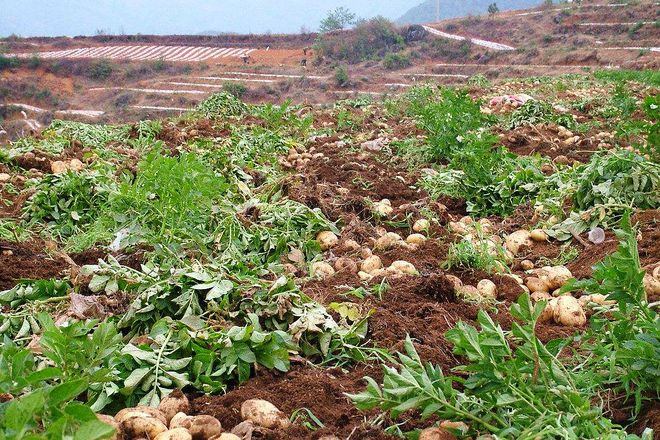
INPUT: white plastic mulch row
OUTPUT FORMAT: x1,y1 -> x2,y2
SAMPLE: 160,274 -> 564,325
579,21 -> 656,26
9,46 -> 256,62
89,87 -> 207,94
131,105 -> 189,111
2,103 -> 104,117
422,26 -> 515,51
203,72 -> 328,80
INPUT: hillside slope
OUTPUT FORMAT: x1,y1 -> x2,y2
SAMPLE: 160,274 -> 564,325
397,0 -> 542,24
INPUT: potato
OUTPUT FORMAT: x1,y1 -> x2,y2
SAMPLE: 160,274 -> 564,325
317,231 -> 339,250
51,160 -> 68,174
530,291 -> 552,302
459,216 -> 473,225
530,229 -> 548,242
69,158 -> 84,171
477,279 -> 497,299
97,414 -> 122,440
553,296 -> 586,326
342,239 -> 361,251
121,414 -> 168,439
388,261 -> 418,276
538,298 -> 557,323
361,255 -> 383,274
413,219 -> 430,232
418,427 -> 457,440
334,257 -> 358,273
159,391 -> 190,424
653,266 -> 660,279
545,266 -> 573,290
240,399 -> 290,429
444,275 -> 463,293
526,277 -> 550,293
187,415 -> 223,440
360,247 -> 373,259
311,262 -> 335,279
170,413 -> 190,429
406,233 -> 427,245
448,222 -> 467,235
155,428 -> 193,440
116,407 -> 167,426
520,260 -> 535,271
375,232 -> 403,250
440,420 -> 469,433
505,230 -> 532,255
209,434 -> 242,440
643,273 -> 660,297
230,421 -> 254,438
458,285 -> 480,301
358,271 -> 373,281
373,199 -> 394,217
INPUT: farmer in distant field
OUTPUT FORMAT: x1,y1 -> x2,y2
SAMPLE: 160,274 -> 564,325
300,57 -> 307,68
240,53 -> 250,64
303,46 -> 309,56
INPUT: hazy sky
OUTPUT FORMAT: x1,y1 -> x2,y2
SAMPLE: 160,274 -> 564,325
0,0 -> 420,37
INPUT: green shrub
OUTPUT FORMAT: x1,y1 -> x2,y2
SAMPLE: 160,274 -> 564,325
334,65 -> 349,87
382,52 -> 412,70
223,81 -> 248,98
0,54 -> 20,71
87,59 -> 113,80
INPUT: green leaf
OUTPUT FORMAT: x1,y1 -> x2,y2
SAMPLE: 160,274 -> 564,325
74,419 -> 117,440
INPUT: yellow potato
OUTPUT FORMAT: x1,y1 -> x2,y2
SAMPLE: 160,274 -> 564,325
311,262 -> 335,279
477,279 -> 497,299
154,428 -> 193,440
553,296 -> 586,326
406,233 -> 427,245
505,230 -> 532,255
375,232 -> 403,250
413,218 -> 430,232
388,260 -> 418,276
121,414 -> 168,439
317,231 -> 339,250
334,257 -> 358,273
97,414 -> 122,440
240,399 -> 290,430
159,391 -> 190,424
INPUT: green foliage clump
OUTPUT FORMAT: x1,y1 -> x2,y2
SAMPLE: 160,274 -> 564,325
195,92 -> 247,119
508,100 -> 576,130
334,65 -> 349,87
382,52 -> 412,70
222,81 -> 247,98
24,169 -> 115,239
414,87 -> 491,161
87,59 -> 114,80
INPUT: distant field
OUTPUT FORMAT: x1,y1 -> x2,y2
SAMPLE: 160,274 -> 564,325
10,45 -> 256,62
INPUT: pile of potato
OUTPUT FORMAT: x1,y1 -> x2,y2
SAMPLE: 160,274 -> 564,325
279,147 -> 324,170
51,158 -> 84,174
314,230 -> 421,282
101,394 -> 291,440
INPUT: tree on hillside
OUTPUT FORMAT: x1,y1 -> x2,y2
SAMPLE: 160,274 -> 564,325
319,7 -> 357,33
488,3 -> 500,15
